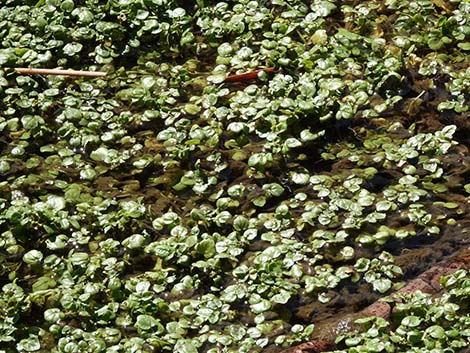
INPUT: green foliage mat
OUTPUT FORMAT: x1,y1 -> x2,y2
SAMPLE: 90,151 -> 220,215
331,269 -> 470,353
0,0 -> 470,352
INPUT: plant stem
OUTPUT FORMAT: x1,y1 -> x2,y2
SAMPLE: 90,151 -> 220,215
3,67 -> 107,77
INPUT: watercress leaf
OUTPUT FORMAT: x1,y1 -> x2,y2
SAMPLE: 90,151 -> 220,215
196,239 -> 216,258
402,315 -> 422,327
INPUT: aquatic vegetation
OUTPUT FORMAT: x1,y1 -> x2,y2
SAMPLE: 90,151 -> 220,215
332,269 -> 470,352
0,0 -> 469,352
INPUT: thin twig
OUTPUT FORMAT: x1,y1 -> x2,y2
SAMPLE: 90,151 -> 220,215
224,67 -> 275,83
3,67 -> 107,77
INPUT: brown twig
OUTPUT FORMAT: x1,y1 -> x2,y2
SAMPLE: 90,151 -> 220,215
3,67 -> 107,77
224,67 -> 276,83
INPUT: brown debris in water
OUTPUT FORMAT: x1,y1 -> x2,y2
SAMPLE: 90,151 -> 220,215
276,340 -> 335,353
275,246 -> 470,353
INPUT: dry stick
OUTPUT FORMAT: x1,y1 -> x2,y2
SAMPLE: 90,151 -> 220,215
3,67 -> 107,77
224,67 -> 276,83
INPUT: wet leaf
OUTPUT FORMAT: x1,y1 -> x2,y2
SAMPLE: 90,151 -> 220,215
402,315 -> 422,327
196,239 -> 216,259
17,335 -> 40,352
425,325 -> 445,339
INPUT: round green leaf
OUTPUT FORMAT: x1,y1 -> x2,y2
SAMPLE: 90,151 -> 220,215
402,315 -> 422,328
63,42 -> 83,56
17,335 -> 40,352
425,325 -> 445,339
